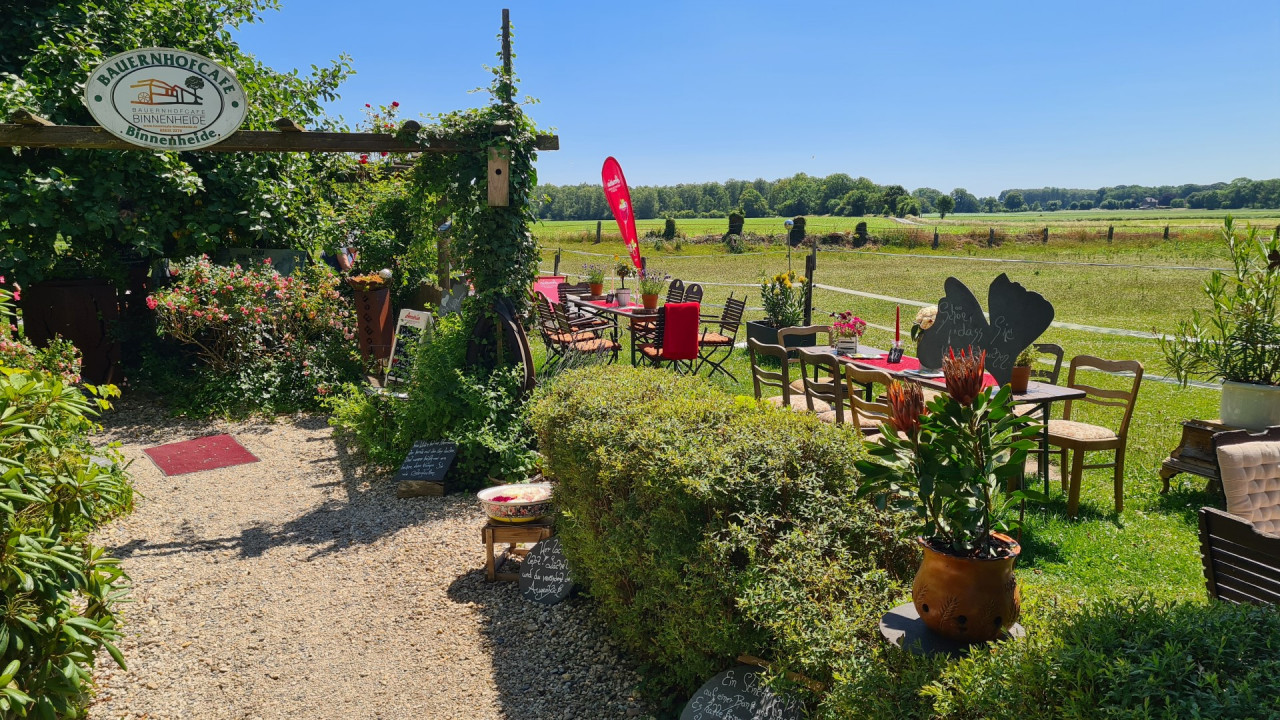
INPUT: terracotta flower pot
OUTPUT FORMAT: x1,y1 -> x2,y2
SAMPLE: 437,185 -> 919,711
642,293 -> 659,310
1010,365 -> 1031,393
912,534 -> 1021,642
589,283 -> 604,296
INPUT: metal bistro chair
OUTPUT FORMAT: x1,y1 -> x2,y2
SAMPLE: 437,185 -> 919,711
696,295 -> 746,381
557,281 -> 613,332
1047,355 -> 1144,517
530,293 -> 596,369
637,302 -> 701,373
554,303 -> 620,366
665,279 -> 686,305
747,338 -> 830,414
797,347 -> 848,422
682,283 -> 704,304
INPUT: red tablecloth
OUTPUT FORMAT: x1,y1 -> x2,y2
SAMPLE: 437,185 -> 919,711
853,353 -> 998,389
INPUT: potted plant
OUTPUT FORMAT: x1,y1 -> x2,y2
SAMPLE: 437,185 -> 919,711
1011,347 -> 1034,393
746,271 -> 812,347
831,310 -> 867,355
614,259 -> 635,306
1161,217 -> 1280,430
348,271 -> 393,362
583,264 -> 607,297
637,268 -> 666,310
856,348 -> 1041,643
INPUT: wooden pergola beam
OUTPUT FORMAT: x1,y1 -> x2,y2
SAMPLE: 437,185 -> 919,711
0,123 -> 560,153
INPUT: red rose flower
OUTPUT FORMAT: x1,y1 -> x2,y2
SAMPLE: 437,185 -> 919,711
391,101 -> 399,107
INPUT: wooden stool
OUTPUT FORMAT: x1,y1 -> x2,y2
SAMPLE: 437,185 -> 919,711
481,519 -> 553,582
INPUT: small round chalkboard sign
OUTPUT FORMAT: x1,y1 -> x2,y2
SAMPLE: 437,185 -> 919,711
519,536 -> 574,605
679,665 -> 802,720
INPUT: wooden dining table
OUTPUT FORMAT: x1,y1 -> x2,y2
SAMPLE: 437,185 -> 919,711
820,345 -> 1085,496
566,295 -> 663,366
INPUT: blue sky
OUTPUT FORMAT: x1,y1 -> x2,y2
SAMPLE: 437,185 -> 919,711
234,0 -> 1280,196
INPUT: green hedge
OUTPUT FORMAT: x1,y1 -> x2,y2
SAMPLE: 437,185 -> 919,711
530,366 -> 1280,719
529,366 -> 915,708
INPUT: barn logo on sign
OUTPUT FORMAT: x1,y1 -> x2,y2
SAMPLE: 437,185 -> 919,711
84,48 -> 248,151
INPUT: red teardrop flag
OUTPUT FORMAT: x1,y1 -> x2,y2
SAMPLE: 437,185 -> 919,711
602,157 -> 641,269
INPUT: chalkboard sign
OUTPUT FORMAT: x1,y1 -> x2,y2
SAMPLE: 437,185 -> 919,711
394,440 -> 456,484
680,665 -> 803,720
519,536 -> 574,605
385,309 -> 433,386
915,273 -> 1054,386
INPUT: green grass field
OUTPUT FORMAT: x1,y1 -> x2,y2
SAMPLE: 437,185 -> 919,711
529,215 -> 1279,604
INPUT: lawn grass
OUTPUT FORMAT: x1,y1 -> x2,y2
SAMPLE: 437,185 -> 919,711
531,229 -> 1243,605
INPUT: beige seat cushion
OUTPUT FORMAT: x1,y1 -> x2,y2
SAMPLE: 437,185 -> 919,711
699,332 -> 733,345
1047,419 -> 1117,442
1014,403 -> 1044,417
1217,440 -> 1280,536
789,378 -> 807,393
765,394 -> 831,414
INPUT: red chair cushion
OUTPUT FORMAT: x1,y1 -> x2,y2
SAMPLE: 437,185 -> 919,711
661,302 -> 700,361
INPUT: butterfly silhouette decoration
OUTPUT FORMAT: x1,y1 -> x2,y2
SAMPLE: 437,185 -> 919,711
915,273 -> 1055,387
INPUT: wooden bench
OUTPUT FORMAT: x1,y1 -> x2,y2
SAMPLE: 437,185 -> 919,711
1198,507 -> 1280,605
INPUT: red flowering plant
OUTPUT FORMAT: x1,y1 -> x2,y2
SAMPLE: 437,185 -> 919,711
0,277 -> 83,384
148,256 -> 365,412
830,310 -> 867,340
856,347 -> 1042,558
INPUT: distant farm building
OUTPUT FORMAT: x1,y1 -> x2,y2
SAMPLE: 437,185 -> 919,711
130,78 -> 202,105
1139,197 -> 1159,209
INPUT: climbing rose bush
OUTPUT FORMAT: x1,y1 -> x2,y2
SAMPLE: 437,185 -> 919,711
148,256 -> 364,412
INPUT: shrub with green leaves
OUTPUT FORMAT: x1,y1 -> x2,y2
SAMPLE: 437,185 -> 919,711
0,369 -> 133,718
529,366 -> 915,707
326,310 -> 536,490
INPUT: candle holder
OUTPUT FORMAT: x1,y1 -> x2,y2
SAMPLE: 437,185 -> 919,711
887,339 -> 905,364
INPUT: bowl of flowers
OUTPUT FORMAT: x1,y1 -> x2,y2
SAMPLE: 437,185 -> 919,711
348,272 -> 388,292
477,482 -> 554,523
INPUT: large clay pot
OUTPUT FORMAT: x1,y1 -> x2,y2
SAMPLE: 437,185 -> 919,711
1220,380 -> 1280,431
1010,366 -> 1031,393
19,278 -> 121,384
642,293 -> 659,310
912,534 -> 1020,642
354,288 -> 393,363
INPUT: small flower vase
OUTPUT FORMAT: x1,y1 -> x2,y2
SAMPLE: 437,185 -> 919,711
835,336 -> 859,355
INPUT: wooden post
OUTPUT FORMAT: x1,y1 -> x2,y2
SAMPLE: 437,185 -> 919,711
1107,225 -> 1114,242
500,9 -> 514,105
486,147 -> 510,207
932,227 -> 939,250
595,220 -> 602,244
803,245 -> 817,326
1163,224 -> 1170,241
988,228 -> 994,247
1042,227 -> 1049,244
553,248 -> 561,276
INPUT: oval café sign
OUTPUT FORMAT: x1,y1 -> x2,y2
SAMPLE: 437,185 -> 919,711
84,48 -> 247,150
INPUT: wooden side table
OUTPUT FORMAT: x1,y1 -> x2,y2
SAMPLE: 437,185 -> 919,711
481,519 -> 553,582
1160,420 -> 1237,494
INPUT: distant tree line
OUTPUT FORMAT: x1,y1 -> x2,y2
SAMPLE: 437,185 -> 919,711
534,174 -> 1280,220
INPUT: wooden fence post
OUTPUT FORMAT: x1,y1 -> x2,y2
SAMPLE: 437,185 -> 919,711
1163,225 -> 1170,241
553,248 -> 561,276
988,228 -> 994,247
803,245 -> 817,326
1042,227 -> 1049,244
1107,225 -> 1114,242
595,220 -> 602,244
932,227 -> 939,249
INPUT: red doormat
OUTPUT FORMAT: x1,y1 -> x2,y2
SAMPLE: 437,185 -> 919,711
143,434 -> 259,477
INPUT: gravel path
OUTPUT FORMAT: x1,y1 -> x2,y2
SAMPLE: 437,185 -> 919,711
88,399 -> 649,720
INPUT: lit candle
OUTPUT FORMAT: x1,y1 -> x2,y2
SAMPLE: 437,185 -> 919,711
895,305 -> 900,343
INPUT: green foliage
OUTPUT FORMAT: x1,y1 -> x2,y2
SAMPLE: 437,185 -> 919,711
326,311 -> 536,489
0,370 -> 132,718
581,264 -> 607,285
1161,216 -> 1280,386
858,383 -> 1040,556
529,366 -> 915,705
662,217 -> 677,240
637,268 -> 667,296
759,270 -> 807,327
723,234 -> 746,254
147,255 -> 364,416
0,0 -> 354,286
935,194 -> 955,219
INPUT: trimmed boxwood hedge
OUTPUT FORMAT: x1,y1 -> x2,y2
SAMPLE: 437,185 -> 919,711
530,366 -> 1280,719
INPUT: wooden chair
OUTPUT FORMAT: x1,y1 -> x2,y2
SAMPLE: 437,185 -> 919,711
796,347 -> 847,422
637,302 -> 701,373
1031,343 -> 1065,385
696,296 -> 746,381
682,283 -> 704,304
1215,427 -> 1280,536
665,279 -> 686,304
1047,355 -> 1144,517
747,338 -> 830,413
1199,507 -> 1280,605
553,304 -> 619,365
556,281 -> 613,331
843,365 -> 897,434
530,293 -> 598,369
779,325 -> 833,393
